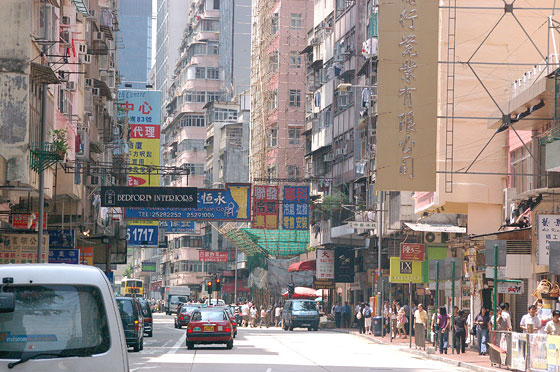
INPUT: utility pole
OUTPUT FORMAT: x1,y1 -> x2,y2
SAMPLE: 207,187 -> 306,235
234,244 -> 238,304
37,43 -> 48,262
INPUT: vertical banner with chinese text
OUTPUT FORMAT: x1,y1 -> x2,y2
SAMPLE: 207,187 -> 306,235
118,89 -> 162,187
377,0 -> 438,191
282,186 -> 309,230
253,185 -> 279,229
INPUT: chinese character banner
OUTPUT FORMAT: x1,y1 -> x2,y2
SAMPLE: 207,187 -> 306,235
282,186 -> 309,230
253,185 -> 279,229
376,0 -> 438,191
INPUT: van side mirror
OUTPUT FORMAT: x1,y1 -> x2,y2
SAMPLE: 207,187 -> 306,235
0,292 -> 15,313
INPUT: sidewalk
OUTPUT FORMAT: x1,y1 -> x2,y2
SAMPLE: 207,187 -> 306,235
326,328 -> 503,372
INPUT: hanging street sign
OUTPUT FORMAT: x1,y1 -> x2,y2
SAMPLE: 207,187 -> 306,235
124,184 -> 252,221
101,186 -> 197,208
127,224 -> 159,247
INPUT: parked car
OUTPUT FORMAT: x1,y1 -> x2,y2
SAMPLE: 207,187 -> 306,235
137,297 -> 153,337
175,303 -> 202,328
0,264 -> 129,372
186,308 -> 234,349
116,297 -> 144,352
282,299 -> 320,331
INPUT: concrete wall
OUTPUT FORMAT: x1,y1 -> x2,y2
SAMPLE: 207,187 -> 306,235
0,0 -> 31,184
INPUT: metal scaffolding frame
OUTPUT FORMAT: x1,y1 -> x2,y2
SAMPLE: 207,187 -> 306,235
440,0 -> 560,188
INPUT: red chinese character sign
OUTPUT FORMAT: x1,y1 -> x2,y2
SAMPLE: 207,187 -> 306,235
199,251 -> 229,262
282,186 -> 309,230
316,249 -> 335,279
400,243 -> 425,262
253,185 -> 279,229
118,89 -> 162,187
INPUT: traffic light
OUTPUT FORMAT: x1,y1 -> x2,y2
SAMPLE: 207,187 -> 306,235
207,280 -> 213,294
216,278 -> 221,291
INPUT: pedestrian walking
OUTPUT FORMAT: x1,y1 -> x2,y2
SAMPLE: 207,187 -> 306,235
275,305 -> 282,327
363,303 -> 372,334
332,302 -> 343,328
453,310 -> 467,354
545,310 -> 560,335
342,302 -> 351,328
390,302 -> 398,338
397,303 -> 407,338
414,304 -> 427,347
520,305 -> 542,333
490,306 -> 510,331
383,300 -> 391,335
241,302 -> 250,327
250,305 -> 258,327
357,303 -> 366,334
437,306 -> 450,354
475,307 -> 490,355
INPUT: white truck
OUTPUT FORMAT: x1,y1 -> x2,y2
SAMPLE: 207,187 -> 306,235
164,286 -> 191,315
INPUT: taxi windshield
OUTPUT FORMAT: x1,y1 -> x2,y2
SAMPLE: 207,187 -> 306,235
191,311 -> 227,322
293,301 -> 317,311
0,285 -> 110,359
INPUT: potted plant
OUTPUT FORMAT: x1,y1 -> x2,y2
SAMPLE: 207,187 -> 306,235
50,128 -> 69,159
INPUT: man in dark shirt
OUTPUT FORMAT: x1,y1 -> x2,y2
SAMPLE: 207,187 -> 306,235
342,302 -> 352,328
454,310 -> 467,354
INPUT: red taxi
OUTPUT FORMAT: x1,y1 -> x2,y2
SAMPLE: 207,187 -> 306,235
186,308 -> 234,349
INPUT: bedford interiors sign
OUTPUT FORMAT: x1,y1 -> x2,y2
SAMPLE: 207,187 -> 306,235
376,0 -> 438,191
101,186 -> 197,208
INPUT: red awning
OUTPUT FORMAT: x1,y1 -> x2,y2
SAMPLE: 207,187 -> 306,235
288,260 -> 316,272
282,287 -> 320,299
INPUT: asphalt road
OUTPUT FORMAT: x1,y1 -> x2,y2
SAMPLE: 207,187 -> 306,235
128,313 -> 470,372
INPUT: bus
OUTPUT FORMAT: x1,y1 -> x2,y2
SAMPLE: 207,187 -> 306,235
121,278 -> 144,297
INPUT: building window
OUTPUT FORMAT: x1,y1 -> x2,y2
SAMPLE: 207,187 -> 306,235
182,163 -> 205,176
267,165 -> 277,180
289,52 -> 301,68
213,0 -> 220,10
180,114 -> 206,127
289,89 -> 301,107
206,91 -> 221,102
287,165 -> 300,178
195,67 -> 206,79
271,13 -> 279,34
269,89 -> 278,111
207,67 -> 219,80
269,51 -> 279,73
185,91 -> 206,103
208,42 -> 219,54
290,13 -> 303,29
511,146 -> 533,194
288,127 -> 301,145
268,127 -> 278,147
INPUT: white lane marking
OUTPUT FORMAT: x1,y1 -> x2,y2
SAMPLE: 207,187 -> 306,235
266,368 -> 272,372
167,332 -> 186,355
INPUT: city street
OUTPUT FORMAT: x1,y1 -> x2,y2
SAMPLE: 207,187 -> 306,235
129,314 -> 470,372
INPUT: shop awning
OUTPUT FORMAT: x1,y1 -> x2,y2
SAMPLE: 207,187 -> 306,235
404,222 -> 466,234
30,63 -> 60,85
288,259 -> 316,272
281,287 -> 320,299
223,228 -> 310,258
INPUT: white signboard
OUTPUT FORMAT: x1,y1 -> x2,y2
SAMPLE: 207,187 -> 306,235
537,214 -> 560,266
348,221 -> 377,230
485,267 -> 506,280
498,281 -> 524,295
316,249 -> 334,279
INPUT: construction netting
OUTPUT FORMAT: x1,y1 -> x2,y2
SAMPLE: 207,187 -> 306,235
224,228 -> 310,257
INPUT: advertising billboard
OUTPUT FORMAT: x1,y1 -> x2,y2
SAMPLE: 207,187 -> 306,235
48,249 -> 80,264
199,251 -> 229,262
389,257 -> 423,284
101,186 -> 197,208
316,249 -> 335,279
253,185 -> 279,229
124,184 -> 252,221
334,247 -> 355,283
0,234 -> 49,264
159,220 -> 196,234
376,0 -> 438,191
282,186 -> 309,230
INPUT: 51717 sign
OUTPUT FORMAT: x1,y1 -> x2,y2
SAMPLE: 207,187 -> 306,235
127,225 -> 158,247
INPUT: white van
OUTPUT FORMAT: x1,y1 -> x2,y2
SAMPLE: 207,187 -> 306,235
0,264 -> 129,371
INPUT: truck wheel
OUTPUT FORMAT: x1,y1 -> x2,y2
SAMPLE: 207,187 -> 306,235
186,342 -> 194,350
226,340 -> 233,349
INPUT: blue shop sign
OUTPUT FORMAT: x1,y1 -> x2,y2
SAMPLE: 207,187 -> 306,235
127,225 -> 159,247
47,229 -> 75,249
48,249 -> 80,264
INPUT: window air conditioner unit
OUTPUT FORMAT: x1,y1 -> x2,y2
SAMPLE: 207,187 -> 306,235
424,232 -> 442,244
78,44 -> 87,54
93,32 -> 104,41
64,81 -> 77,91
80,54 -> 92,64
62,16 -> 71,25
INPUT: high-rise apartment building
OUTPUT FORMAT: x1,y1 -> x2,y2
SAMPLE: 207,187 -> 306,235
118,0 -> 152,87
155,0 -> 189,105
250,0 -> 313,182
